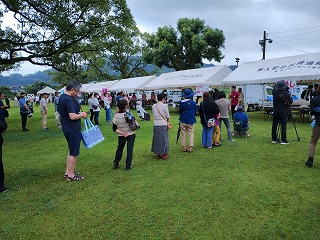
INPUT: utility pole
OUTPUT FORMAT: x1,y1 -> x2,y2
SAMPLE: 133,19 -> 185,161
259,31 -> 272,60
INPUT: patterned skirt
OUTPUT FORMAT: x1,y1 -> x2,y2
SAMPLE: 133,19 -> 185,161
151,125 -> 169,155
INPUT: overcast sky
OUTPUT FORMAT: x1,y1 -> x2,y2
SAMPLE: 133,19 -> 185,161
3,0 -> 320,76
127,0 -> 320,65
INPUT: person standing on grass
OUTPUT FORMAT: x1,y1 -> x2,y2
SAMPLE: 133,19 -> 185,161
92,93 -> 101,125
112,99 -> 136,170
199,92 -> 220,148
229,86 -> 239,119
40,92 -> 49,130
58,80 -> 88,181
88,93 -> 94,122
179,89 -> 197,153
271,80 -> 292,145
19,92 -> 32,132
104,92 -> 113,124
54,91 -> 62,129
305,86 -> 320,167
0,92 -> 10,124
152,93 -> 170,159
216,91 -> 234,142
0,120 -> 8,193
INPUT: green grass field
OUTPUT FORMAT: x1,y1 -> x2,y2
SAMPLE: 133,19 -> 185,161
1,104 -> 319,239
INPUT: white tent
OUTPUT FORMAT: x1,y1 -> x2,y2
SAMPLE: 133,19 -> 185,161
80,83 -> 96,92
142,66 -> 232,90
108,75 -> 157,93
37,86 -> 56,95
222,52 -> 320,85
83,80 -> 119,93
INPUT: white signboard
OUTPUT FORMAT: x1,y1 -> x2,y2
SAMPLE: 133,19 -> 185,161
196,85 -> 209,96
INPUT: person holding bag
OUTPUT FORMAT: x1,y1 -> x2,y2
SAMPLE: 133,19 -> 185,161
58,80 -> 88,181
199,92 -> 220,148
152,93 -> 170,159
112,99 -> 137,170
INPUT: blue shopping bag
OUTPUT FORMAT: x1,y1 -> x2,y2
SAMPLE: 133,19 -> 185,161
81,118 -> 105,149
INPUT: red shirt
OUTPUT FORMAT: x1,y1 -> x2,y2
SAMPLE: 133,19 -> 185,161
229,90 -> 240,106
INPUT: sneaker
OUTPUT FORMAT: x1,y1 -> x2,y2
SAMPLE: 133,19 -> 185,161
126,166 -> 132,170
281,141 -> 289,145
113,163 -> 120,169
229,140 -> 235,142
213,143 -> 221,147
208,146 -> 213,149
0,186 -> 9,193
272,140 -> 277,143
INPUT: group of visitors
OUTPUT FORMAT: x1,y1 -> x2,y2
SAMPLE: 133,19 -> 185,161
2,79 -> 320,190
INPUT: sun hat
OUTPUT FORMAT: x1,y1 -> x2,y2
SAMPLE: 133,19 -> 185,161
182,89 -> 194,99
276,80 -> 287,91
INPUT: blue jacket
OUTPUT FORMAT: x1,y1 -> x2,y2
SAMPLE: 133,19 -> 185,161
179,99 -> 197,124
233,112 -> 249,128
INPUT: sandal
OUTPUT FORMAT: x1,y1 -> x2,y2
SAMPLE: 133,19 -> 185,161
188,147 -> 193,152
66,175 -> 84,181
183,147 -> 187,152
64,171 -> 80,179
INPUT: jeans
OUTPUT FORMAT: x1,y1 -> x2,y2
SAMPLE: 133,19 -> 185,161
114,134 -> 136,169
272,112 -> 288,141
202,125 -> 214,147
20,112 -> 28,130
93,111 -> 100,125
219,118 -> 233,141
106,108 -> 112,122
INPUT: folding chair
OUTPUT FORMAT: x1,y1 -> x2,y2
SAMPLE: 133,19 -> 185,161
233,121 -> 249,138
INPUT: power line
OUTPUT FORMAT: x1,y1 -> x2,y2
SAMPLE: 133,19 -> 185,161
271,29 -> 320,39
272,41 -> 311,54
269,26 -> 320,34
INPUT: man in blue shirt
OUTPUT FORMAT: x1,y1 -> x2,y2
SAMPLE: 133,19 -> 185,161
19,92 -> 32,131
58,80 -> 88,181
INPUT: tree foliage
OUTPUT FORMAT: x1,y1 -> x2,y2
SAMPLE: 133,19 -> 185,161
143,18 -> 225,71
0,0 -> 134,79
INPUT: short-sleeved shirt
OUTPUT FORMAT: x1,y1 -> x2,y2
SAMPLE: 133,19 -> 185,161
40,98 -> 48,112
19,97 -> 27,112
216,98 -> 230,118
229,91 -> 240,106
58,94 -> 81,131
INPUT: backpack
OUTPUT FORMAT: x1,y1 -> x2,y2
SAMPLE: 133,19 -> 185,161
124,111 -> 140,130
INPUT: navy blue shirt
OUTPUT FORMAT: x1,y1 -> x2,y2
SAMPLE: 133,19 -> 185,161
58,94 -> 81,131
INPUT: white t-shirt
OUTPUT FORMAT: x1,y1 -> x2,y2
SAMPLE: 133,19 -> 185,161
40,98 -> 48,112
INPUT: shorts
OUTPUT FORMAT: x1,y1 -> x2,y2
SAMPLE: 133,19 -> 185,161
63,130 -> 82,156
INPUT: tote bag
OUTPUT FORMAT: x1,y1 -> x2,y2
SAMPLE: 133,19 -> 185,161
82,118 -> 105,149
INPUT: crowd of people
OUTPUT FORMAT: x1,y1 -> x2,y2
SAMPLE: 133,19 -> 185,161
2,79 -> 320,189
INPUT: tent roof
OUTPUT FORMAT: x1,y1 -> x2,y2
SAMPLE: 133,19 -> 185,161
222,52 -> 320,85
83,80 -> 119,93
80,83 -> 96,92
37,86 -> 56,94
142,66 -> 232,90
108,75 -> 157,92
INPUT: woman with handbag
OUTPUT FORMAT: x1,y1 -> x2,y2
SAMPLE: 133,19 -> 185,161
152,93 -> 170,159
92,93 -> 101,125
199,92 -> 220,148
112,99 -> 137,170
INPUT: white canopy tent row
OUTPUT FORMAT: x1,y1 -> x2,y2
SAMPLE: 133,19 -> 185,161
142,66 -> 232,90
221,52 -> 320,86
82,80 -> 119,93
37,86 -> 57,95
221,52 -> 320,108
108,75 -> 157,93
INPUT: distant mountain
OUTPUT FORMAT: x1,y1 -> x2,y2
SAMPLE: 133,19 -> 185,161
0,63 -> 236,87
0,71 -> 52,87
